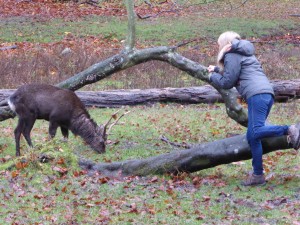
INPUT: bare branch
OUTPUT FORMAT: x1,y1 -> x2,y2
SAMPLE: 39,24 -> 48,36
160,135 -> 192,149
136,2 -> 180,19
0,45 -> 18,51
175,38 -> 199,48
230,0 -> 250,10
144,0 -> 152,7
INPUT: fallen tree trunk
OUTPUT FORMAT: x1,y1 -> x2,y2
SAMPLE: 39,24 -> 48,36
79,79 -> 300,106
0,79 -> 299,109
79,135 -> 291,176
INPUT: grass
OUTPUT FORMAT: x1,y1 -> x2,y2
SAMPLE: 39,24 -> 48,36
0,103 -> 299,224
202,18 -> 296,38
0,15 -> 297,45
0,0 -> 299,223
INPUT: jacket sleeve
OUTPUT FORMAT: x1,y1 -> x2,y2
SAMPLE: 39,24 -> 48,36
210,53 -> 241,89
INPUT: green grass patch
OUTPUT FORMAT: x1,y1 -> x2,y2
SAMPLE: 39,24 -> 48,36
202,17 -> 296,38
0,15 -> 297,44
0,103 -> 299,224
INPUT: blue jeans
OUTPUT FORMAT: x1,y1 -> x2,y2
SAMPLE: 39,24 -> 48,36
246,94 -> 289,175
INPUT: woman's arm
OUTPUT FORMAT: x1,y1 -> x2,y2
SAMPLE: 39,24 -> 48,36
210,54 -> 241,89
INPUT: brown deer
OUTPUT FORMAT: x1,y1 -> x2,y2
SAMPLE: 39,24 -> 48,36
8,84 -> 126,156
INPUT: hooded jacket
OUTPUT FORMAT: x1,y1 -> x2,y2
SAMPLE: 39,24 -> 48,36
210,39 -> 274,100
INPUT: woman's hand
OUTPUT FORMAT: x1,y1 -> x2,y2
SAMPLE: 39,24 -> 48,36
207,65 -> 216,73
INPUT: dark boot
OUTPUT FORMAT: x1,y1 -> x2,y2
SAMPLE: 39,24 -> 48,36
241,174 -> 266,186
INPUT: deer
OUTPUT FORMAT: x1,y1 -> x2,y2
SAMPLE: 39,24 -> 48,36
7,83 -> 127,156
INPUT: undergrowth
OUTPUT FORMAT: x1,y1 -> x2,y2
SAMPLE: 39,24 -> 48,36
0,0 -> 299,89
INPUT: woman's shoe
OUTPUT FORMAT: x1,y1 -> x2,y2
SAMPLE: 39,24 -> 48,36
241,174 -> 266,186
287,123 -> 300,150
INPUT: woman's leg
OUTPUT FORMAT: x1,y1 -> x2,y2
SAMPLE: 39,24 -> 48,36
247,94 -> 289,175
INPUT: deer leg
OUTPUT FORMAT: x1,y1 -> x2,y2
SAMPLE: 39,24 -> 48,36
60,126 -> 69,142
49,122 -> 59,139
22,117 -> 36,148
14,118 -> 26,156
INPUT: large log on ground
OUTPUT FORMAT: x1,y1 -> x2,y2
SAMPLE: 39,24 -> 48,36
0,80 -> 299,110
79,135 -> 291,176
77,79 -> 300,106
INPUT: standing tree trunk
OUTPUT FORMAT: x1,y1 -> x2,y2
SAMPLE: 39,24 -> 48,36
125,0 -> 136,51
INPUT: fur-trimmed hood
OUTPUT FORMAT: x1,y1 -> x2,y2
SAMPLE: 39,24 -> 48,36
218,39 -> 255,65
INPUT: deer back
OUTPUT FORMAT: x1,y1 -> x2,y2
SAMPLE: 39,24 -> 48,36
9,84 -> 87,122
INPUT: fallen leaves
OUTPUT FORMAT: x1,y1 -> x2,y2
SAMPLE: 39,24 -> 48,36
52,166 -> 68,176
11,170 -> 20,178
15,161 -> 29,170
0,0 -> 126,19
0,0 -> 189,20
265,197 -> 288,207
34,194 -> 45,199
1,165 -> 300,224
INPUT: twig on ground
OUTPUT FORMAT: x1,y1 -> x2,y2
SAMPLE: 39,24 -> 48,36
0,45 -> 18,51
160,135 -> 192,149
137,1 -> 180,19
144,0 -> 153,7
137,9 -> 179,19
78,0 -> 101,8
228,0 -> 249,10
175,38 -> 199,48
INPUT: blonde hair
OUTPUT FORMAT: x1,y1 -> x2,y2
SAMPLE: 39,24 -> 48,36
217,31 -> 241,68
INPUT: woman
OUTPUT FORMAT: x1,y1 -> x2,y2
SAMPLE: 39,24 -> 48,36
207,31 -> 300,186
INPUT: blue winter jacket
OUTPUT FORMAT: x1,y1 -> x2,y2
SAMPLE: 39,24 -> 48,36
210,39 -> 274,100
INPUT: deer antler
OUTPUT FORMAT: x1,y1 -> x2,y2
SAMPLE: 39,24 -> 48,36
103,109 -> 130,136
103,109 -> 121,131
